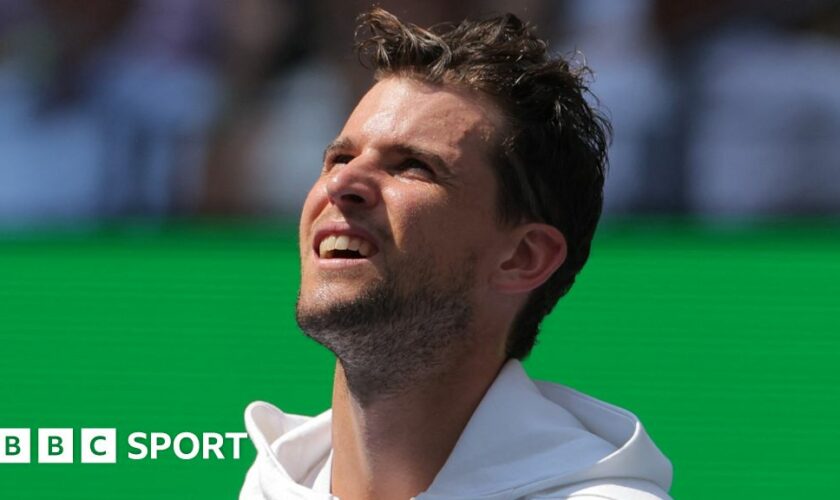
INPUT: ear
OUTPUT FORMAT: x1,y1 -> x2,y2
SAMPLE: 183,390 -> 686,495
491,223 -> 567,294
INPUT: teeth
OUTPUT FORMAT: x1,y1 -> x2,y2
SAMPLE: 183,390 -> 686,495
319,235 -> 337,257
335,235 -> 350,250
318,234 -> 375,258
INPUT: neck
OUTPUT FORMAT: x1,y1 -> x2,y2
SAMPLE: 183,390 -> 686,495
330,351 -> 505,500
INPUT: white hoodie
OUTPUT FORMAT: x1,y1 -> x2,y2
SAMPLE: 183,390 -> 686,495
240,360 -> 673,499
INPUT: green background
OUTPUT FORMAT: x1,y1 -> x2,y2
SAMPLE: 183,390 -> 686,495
1,220 -> 838,498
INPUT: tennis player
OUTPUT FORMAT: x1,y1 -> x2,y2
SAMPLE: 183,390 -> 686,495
241,7 -> 672,499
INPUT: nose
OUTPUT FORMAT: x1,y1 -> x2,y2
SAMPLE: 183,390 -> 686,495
324,158 -> 380,209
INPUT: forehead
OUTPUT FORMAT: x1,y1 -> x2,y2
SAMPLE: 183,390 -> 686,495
340,77 -> 501,167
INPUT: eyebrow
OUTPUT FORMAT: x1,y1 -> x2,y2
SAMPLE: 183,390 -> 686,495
323,137 -> 356,163
323,137 -> 454,177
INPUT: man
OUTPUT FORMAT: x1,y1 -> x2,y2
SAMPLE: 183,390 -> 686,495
241,7 -> 672,500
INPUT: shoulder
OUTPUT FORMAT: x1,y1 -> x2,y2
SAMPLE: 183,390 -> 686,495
526,479 -> 671,500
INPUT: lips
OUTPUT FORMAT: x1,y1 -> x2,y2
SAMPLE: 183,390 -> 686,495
313,225 -> 379,260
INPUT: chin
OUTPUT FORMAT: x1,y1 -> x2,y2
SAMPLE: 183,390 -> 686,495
298,283 -> 366,314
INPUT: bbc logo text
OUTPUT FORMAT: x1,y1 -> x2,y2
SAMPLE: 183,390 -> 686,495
0,428 -> 248,463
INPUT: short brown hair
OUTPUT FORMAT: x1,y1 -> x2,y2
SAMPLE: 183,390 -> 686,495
355,7 -> 610,359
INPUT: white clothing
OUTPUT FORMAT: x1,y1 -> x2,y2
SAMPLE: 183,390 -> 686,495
240,360 -> 672,499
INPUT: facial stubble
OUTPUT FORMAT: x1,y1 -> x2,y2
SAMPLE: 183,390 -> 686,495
296,255 -> 477,406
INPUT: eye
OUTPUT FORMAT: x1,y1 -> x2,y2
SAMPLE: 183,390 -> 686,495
324,154 -> 354,172
397,158 -> 434,178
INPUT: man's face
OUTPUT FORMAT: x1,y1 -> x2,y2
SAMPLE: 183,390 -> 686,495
296,78 -> 508,393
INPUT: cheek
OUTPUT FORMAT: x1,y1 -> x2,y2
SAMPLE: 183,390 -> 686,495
388,192 -> 488,259
430,199 -> 503,272
300,181 -> 326,234
382,185 -> 443,240
302,179 -> 326,215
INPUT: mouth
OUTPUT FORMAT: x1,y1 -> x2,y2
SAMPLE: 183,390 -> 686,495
313,228 -> 380,261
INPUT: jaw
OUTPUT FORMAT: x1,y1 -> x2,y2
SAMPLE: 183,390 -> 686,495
298,251 -> 481,407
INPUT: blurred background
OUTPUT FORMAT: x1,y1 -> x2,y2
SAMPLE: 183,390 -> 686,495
1,0 -> 839,224
0,1 -> 838,499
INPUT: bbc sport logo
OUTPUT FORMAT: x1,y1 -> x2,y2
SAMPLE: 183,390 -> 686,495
0,428 -> 248,463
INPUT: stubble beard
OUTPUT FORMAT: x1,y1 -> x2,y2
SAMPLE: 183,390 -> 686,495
296,256 -> 477,406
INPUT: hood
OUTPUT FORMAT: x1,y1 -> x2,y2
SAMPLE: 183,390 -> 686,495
240,360 -> 672,499
419,360 -> 672,499
240,403 -> 335,499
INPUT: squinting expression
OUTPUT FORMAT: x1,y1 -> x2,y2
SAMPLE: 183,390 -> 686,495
297,77 -> 507,316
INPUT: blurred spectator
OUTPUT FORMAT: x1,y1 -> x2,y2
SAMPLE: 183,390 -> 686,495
0,0 -> 220,226
202,0 -> 345,217
685,2 -> 840,217
1,0 -> 838,227
202,0 -> 490,217
559,0 -> 673,214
